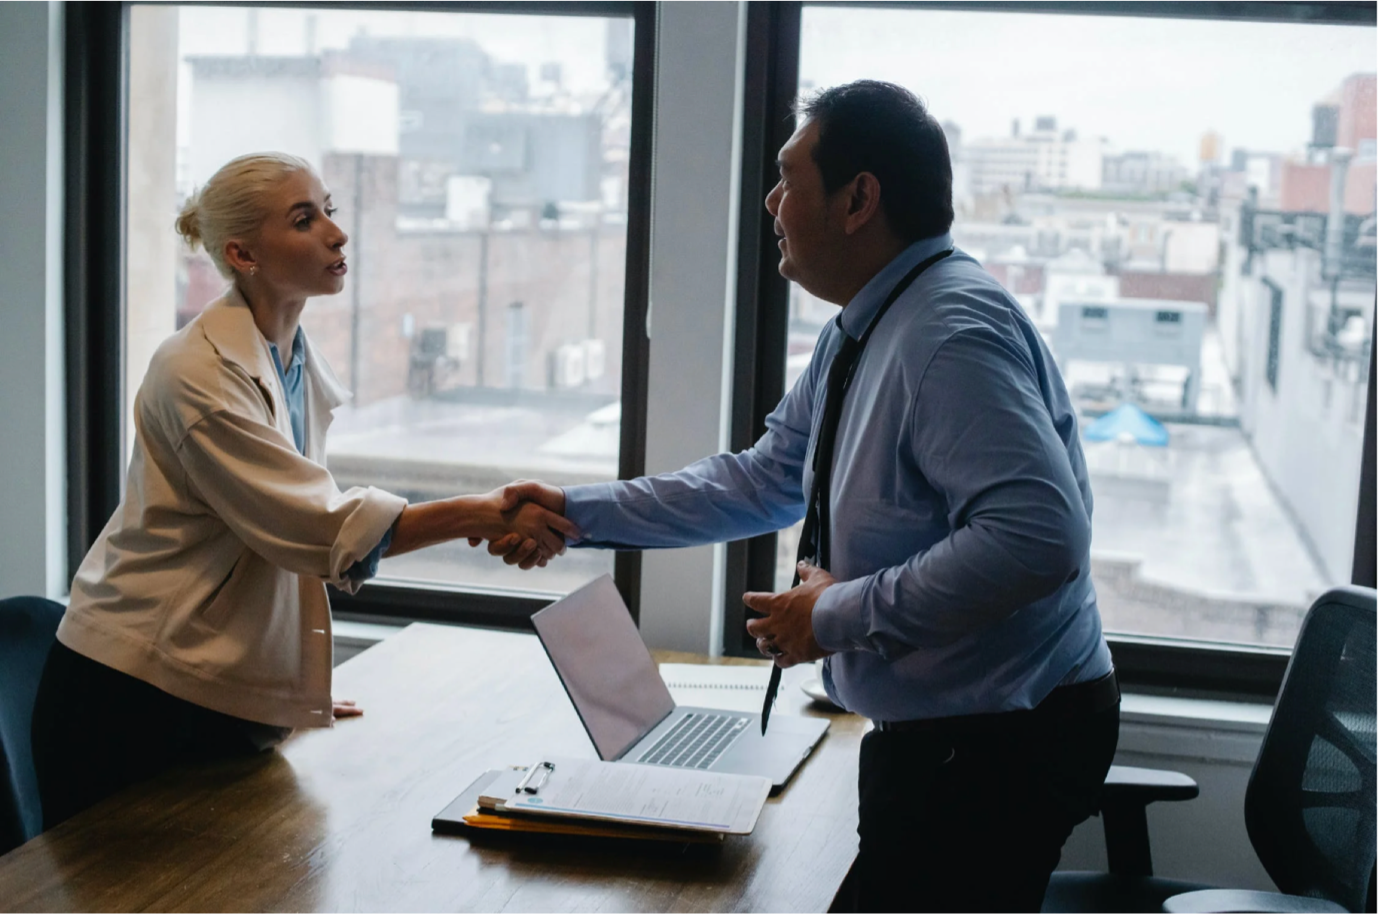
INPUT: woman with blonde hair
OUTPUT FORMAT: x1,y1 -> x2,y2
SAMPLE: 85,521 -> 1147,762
30,152 -> 576,829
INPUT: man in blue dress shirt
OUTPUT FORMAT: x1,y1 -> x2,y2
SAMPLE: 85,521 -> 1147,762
505,81 -> 1119,912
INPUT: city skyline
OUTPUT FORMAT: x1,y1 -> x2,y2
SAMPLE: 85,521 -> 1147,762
172,5 -> 1375,181
802,7 -> 1375,168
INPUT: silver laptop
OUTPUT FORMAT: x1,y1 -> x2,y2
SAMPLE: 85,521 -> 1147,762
532,574 -> 829,795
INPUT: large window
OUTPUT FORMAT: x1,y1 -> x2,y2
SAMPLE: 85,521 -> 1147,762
72,2 -> 652,623
729,3 -> 1376,682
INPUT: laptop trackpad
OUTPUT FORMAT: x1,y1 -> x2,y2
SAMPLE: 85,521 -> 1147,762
712,715 -> 829,791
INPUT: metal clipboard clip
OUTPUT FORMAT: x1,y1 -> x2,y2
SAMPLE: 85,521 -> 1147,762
515,760 -> 555,794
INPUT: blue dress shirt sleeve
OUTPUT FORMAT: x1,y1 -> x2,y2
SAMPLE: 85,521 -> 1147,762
812,326 -> 1091,658
564,349 -> 821,548
345,522 -> 395,585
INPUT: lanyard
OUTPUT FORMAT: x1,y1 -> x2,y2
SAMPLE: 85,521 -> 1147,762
761,246 -> 954,737
804,247 -> 954,568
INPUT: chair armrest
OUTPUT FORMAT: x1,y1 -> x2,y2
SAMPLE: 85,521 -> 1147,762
1163,889 -> 1348,913
1099,766 -> 1199,877
1102,765 -> 1199,805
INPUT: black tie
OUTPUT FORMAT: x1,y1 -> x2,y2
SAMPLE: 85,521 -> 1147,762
759,249 -> 953,735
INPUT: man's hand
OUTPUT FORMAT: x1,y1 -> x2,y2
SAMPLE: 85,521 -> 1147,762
743,561 -> 836,667
467,480 -> 578,569
501,479 -> 567,516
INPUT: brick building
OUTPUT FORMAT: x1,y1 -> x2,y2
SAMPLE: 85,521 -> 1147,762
1280,73 -> 1377,216
181,151 -> 629,409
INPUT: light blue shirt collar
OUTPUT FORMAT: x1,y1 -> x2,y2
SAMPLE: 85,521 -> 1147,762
267,327 -> 307,454
839,232 -> 954,340
267,326 -> 306,377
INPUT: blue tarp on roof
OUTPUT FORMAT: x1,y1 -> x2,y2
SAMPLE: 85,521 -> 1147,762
1082,403 -> 1169,447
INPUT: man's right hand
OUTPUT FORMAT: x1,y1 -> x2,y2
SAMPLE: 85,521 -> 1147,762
501,479 -> 567,517
469,479 -> 574,567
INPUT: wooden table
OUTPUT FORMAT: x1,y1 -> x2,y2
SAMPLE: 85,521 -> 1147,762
0,623 -> 867,912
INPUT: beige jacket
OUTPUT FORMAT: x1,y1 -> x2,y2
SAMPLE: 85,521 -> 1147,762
60,289 -> 407,729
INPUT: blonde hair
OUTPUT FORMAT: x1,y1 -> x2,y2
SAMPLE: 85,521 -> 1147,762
175,152 -> 316,278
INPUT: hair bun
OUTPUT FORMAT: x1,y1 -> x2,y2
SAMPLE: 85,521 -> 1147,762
175,195 -> 203,250
176,153 -> 314,278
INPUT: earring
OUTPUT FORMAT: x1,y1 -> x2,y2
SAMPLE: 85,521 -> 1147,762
249,266 -> 258,277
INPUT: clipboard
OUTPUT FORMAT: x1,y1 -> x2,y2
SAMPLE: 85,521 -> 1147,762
432,770 -> 725,843
486,757 -> 770,835
434,757 -> 771,838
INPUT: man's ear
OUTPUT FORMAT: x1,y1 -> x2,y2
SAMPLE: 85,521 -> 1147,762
842,172 -> 883,236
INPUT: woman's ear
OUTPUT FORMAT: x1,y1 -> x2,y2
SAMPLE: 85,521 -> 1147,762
223,239 -> 256,276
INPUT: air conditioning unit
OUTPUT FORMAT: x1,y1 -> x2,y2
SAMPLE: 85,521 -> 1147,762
582,339 -> 605,381
446,323 -> 471,362
550,344 -> 586,389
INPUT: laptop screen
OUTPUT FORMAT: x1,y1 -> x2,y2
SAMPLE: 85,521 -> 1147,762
531,574 -> 677,761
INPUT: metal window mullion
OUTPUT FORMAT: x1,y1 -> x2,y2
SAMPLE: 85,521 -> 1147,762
610,0 -> 657,624
65,1 -> 130,583
722,1 -> 801,657
1351,314 -> 1376,588
800,1 -> 1375,27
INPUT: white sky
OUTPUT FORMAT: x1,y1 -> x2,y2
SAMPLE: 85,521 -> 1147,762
177,6 -> 620,95
801,7 -> 1376,167
171,5 -> 1376,169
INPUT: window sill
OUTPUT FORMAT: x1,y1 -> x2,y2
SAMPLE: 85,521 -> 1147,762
1120,692 -> 1271,731
334,617 -> 407,651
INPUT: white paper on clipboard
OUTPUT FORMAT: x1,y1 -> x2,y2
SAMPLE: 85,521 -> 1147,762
497,756 -> 771,835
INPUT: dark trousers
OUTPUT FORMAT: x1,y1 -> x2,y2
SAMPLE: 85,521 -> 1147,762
30,641 -> 266,831
849,690 -> 1120,913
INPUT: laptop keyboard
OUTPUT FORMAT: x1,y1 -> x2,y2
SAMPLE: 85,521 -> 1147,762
637,712 -> 749,769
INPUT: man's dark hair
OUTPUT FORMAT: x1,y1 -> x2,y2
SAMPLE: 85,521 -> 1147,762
798,80 -> 953,241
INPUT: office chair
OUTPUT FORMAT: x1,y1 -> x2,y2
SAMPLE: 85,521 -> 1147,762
1164,585 -> 1376,913
1041,765 -> 1208,912
1043,586 -> 1377,913
0,596 -> 63,855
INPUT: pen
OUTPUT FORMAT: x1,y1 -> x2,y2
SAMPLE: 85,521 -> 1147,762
760,665 -> 781,736
515,760 -> 555,794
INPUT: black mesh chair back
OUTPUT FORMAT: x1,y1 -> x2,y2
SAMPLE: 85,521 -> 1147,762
1245,586 -> 1376,912
0,596 -> 64,855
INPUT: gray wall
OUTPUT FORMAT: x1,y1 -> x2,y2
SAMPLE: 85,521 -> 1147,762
636,2 -> 745,656
0,1 -> 66,599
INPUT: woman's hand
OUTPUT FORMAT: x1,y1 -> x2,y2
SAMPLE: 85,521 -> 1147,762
472,485 -> 580,570
333,698 -> 363,719
386,488 -> 579,568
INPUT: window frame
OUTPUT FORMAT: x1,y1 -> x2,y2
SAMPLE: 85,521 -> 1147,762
720,0 -> 1378,701
66,0 -> 656,629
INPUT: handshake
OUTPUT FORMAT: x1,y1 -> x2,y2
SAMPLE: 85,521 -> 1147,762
468,479 -> 577,570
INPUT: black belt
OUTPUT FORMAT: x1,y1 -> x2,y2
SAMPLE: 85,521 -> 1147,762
873,669 -> 1120,734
